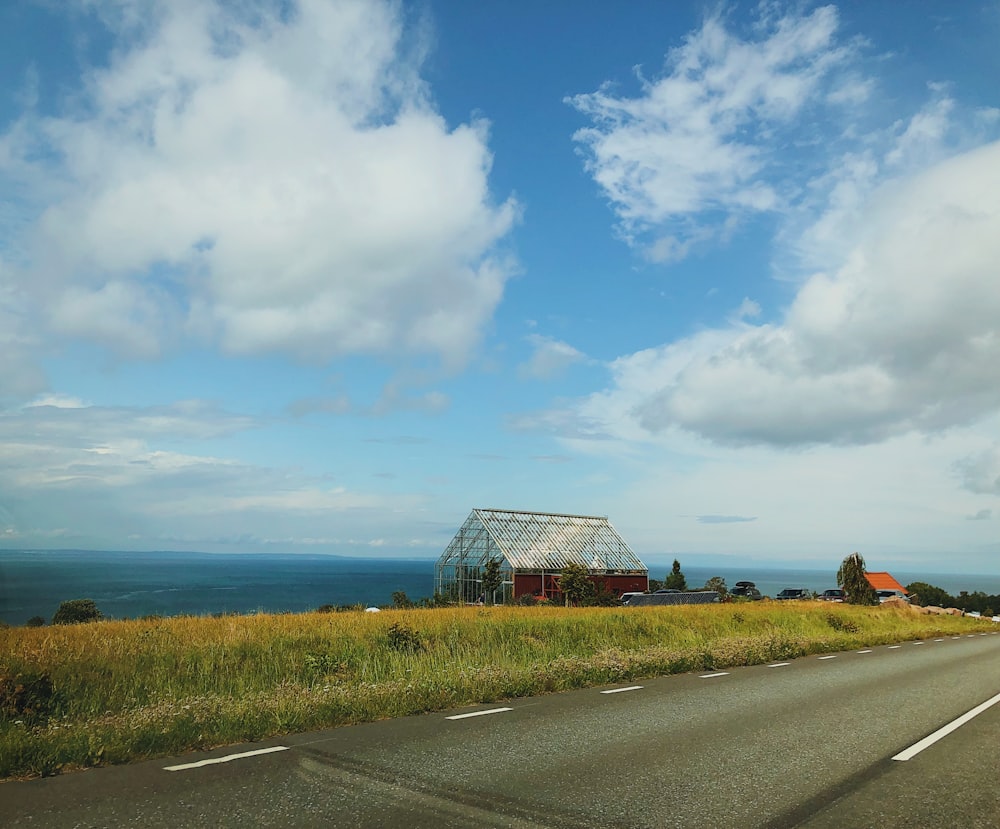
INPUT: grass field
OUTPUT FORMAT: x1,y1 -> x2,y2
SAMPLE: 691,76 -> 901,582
1,602 -> 994,779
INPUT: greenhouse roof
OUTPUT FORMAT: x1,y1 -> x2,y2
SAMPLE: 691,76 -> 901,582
470,508 -> 647,573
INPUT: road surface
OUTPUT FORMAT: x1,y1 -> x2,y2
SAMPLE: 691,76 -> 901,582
6,631 -> 1000,827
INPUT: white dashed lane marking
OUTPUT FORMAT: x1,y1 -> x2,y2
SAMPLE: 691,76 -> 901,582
699,672 -> 729,679
767,663 -> 790,668
857,650 -> 873,654
818,655 -> 838,660
893,691 -> 1000,761
446,707 -> 513,720
164,746 -> 289,772
600,686 -> 643,694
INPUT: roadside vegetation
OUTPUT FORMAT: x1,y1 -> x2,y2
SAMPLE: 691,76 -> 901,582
2,601 -> 995,780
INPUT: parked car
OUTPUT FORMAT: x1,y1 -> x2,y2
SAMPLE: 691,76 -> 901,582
876,589 -> 909,603
818,589 -> 846,602
775,588 -> 811,601
619,592 -> 646,605
731,581 -> 762,600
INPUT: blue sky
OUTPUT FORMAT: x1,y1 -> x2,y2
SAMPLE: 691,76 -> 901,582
1,0 -> 999,574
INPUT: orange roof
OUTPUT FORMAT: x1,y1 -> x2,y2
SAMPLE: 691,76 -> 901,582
865,572 -> 908,593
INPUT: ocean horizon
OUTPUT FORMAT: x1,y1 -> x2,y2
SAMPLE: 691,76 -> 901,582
3,549 -> 999,626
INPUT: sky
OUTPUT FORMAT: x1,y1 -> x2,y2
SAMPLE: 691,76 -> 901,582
1,0 -> 998,574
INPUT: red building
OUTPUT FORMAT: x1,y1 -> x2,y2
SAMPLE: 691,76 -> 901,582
864,572 -> 908,594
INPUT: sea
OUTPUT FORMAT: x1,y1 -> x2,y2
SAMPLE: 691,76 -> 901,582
3,549 -> 1000,626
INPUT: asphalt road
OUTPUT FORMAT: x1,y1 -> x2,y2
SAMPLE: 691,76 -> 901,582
6,631 -> 1000,828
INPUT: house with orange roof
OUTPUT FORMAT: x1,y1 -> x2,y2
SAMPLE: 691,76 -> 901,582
865,572 -> 908,594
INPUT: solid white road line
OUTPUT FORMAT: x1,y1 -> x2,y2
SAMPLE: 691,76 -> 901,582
445,707 -> 513,720
818,655 -> 838,660
892,691 -> 1000,761
767,663 -> 790,668
699,672 -> 729,678
600,686 -> 643,694
164,746 -> 289,772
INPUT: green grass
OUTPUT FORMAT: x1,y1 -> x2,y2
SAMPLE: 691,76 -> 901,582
1,602 -> 993,779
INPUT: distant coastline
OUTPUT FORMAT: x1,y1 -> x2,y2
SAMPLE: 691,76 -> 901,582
2,548 -> 999,626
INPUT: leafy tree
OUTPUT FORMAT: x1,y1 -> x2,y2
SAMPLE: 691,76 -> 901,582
52,599 -> 103,625
585,580 -> 622,607
391,591 -> 413,609
703,576 -> 728,599
559,562 -> 596,607
647,578 -> 664,592
664,560 -> 687,591
836,553 -> 877,606
481,558 -> 503,605
904,581 -> 953,608
25,616 -> 46,628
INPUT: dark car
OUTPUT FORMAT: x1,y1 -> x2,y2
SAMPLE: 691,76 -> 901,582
654,588 -> 681,594
731,581 -> 762,600
775,588 -> 811,601
818,589 -> 846,602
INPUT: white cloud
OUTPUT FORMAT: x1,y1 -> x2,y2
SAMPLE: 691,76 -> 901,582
0,0 -> 516,377
568,5 -> 857,261
518,334 -> 586,380
547,131 -> 1000,449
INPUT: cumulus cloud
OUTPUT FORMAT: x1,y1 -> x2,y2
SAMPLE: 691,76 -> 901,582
0,0 -> 516,380
548,6 -> 1000,450
625,141 -> 1000,446
568,4 -> 858,261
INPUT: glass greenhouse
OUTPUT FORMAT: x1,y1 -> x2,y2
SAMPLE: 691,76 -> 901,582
435,508 -> 648,603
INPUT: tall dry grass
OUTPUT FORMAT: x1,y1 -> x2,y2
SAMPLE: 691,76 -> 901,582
1,602 -> 992,779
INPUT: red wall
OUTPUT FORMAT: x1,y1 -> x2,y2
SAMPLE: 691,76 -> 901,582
513,572 -> 648,600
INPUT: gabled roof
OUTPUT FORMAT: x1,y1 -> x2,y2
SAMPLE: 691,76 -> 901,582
472,508 -> 647,573
865,572 -> 908,593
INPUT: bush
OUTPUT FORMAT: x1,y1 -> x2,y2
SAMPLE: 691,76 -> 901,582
25,616 -> 46,628
385,622 -> 424,653
0,672 -> 58,722
826,613 -> 860,633
52,599 -> 103,625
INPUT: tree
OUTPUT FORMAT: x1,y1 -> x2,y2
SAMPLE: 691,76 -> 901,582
836,553 -> 877,606
559,562 -> 596,607
52,599 -> 103,625
481,558 -> 503,605
664,559 -> 687,591
391,591 -> 413,609
703,576 -> 728,599
904,581 -> 953,608
25,616 -> 46,627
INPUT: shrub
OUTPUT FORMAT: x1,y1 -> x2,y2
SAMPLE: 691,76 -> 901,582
826,613 -> 860,633
0,672 -> 58,722
25,616 -> 46,628
385,622 -> 424,653
52,599 -> 103,625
